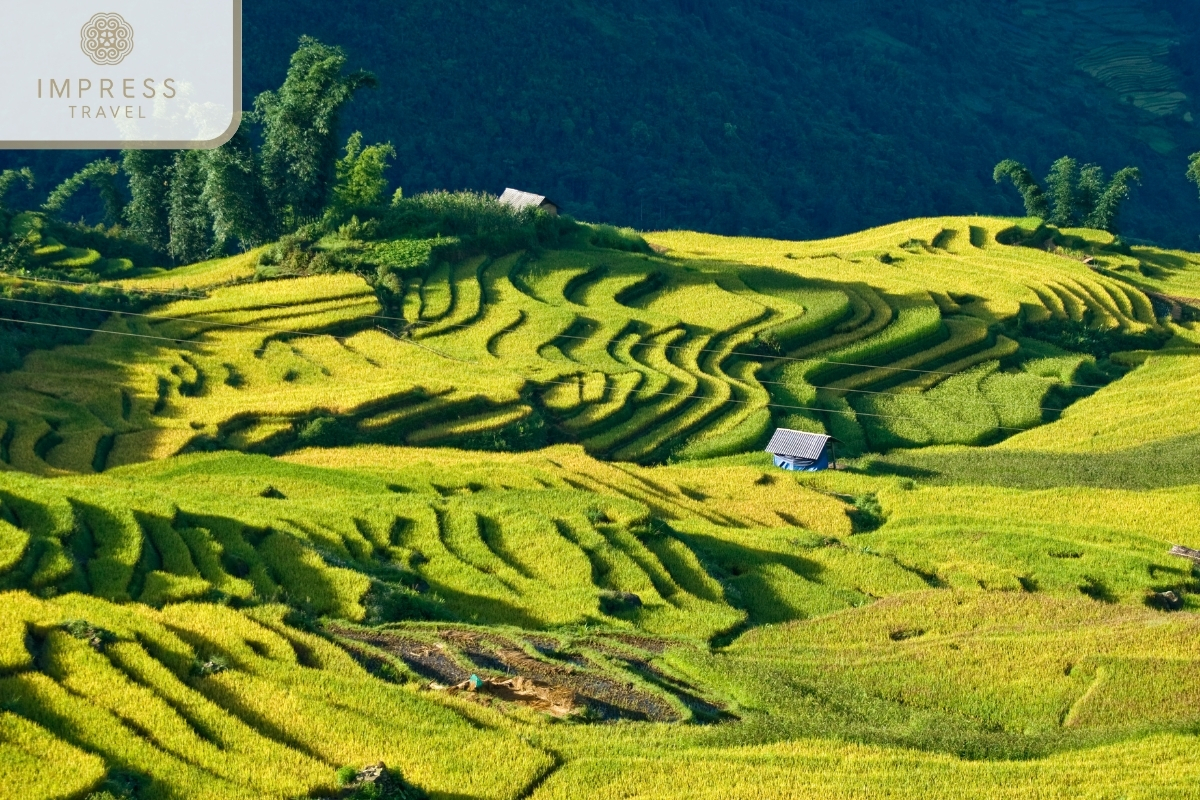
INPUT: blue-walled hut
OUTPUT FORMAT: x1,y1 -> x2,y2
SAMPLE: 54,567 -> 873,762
765,429 -> 839,472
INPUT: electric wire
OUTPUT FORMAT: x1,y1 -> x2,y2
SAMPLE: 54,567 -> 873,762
0,292 -> 1120,407
0,313 -> 1064,434
0,269 -> 1122,388
0,294 -> 1096,414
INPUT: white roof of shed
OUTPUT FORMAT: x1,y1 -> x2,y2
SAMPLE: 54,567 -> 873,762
498,188 -> 553,210
764,429 -> 837,460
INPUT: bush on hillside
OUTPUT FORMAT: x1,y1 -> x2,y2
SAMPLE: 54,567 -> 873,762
378,190 -> 579,252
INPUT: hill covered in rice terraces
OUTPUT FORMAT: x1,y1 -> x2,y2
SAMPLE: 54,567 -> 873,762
2,209 -> 1200,800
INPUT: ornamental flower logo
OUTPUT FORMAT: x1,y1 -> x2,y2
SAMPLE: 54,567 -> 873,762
80,13 -> 134,66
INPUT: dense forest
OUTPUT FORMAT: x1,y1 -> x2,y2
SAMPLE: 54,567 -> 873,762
3,0 -> 1200,246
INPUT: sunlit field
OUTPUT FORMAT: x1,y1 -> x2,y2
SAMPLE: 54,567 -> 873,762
1,214 -> 1198,799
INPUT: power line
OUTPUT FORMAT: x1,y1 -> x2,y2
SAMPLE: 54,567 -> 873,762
0,292 -> 1117,393
0,313 -> 1054,435
0,294 -> 1099,415
0,270 -> 206,301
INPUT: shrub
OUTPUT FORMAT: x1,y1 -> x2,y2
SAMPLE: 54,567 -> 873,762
849,494 -> 885,533
298,416 -> 351,448
587,223 -> 651,253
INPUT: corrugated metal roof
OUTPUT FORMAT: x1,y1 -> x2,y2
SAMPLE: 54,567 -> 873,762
764,429 -> 836,460
498,188 -> 550,210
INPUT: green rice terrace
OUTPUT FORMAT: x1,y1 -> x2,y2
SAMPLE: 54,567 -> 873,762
2,211 -> 1200,799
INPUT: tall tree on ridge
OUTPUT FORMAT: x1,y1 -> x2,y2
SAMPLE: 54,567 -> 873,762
994,157 -> 1140,234
993,160 -> 1050,219
167,151 -> 214,265
123,150 -> 174,253
1075,163 -> 1104,225
1085,167 -> 1140,234
1045,156 -> 1078,228
202,126 -> 270,252
255,37 -> 378,231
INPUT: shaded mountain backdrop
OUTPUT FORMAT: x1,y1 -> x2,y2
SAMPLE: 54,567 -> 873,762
5,0 -> 1200,246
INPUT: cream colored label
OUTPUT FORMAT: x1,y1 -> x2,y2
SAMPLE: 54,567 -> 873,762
0,1 -> 241,148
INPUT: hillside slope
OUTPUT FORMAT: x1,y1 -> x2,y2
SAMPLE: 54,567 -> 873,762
2,218 -> 1200,799
3,215 -> 1195,477
3,442 -> 1200,799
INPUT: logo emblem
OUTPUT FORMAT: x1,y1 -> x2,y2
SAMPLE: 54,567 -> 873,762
80,13 -> 134,66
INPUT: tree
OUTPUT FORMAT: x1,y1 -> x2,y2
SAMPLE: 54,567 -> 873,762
122,150 -> 174,253
202,126 -> 271,252
1084,167 -> 1140,234
0,168 -> 34,212
993,160 -> 1049,219
167,151 -> 214,264
1045,156 -> 1078,228
255,37 -> 378,229
0,169 -> 35,257
994,157 -> 1140,234
1075,163 -> 1104,225
42,159 -> 124,225
1189,152 -> 1200,200
331,131 -> 396,213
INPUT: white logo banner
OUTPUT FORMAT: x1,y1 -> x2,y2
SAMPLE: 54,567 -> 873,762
0,1 -> 241,149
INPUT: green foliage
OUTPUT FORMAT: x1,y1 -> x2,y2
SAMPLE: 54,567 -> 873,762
121,151 -> 173,253
332,132 -> 396,213
115,39 -> 379,260
1045,156 -> 1078,227
62,619 -> 116,650
43,160 -> 124,226
380,190 -> 577,253
850,493 -> 885,533
0,168 -> 34,216
337,766 -> 359,786
202,126 -> 271,252
994,158 -> 1140,233
1085,167 -> 1140,233
167,152 -> 215,265
1023,317 -> 1167,360
587,224 -> 651,254
1188,152 -> 1200,200
255,36 -> 379,228
1075,163 -> 1104,223
993,160 -> 1049,219
84,769 -> 142,800
0,169 -> 37,272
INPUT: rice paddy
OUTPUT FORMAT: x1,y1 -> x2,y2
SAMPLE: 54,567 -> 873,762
0,215 -> 1179,476
1,215 -> 1199,799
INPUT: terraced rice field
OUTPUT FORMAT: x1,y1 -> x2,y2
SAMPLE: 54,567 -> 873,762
0,215 -> 1188,477
2,440 -> 1200,799
2,215 -> 1200,800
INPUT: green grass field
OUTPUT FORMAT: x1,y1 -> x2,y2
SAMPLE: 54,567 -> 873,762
1,216 -> 1199,799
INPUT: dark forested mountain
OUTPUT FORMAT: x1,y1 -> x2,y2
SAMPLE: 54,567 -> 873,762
5,0 -> 1200,246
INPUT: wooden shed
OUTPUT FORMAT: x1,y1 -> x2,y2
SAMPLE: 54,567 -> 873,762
765,429 -> 839,472
498,188 -> 560,216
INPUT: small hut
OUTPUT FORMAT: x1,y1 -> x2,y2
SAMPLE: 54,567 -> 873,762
765,429 -> 839,472
498,188 -> 560,216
